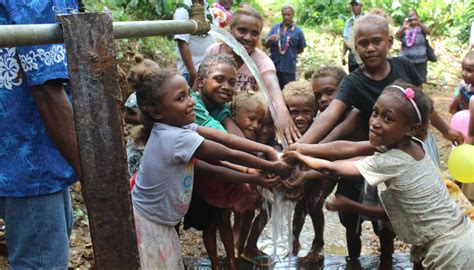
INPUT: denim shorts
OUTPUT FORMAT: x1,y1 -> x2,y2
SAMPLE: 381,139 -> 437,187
0,188 -> 73,269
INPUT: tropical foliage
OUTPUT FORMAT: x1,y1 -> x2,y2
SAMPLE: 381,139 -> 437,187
294,0 -> 474,42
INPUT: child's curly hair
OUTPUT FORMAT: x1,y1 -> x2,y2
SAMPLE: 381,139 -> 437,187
197,54 -> 237,80
311,66 -> 347,86
382,80 -> 433,140
282,80 -> 315,107
135,69 -> 179,116
127,54 -> 160,90
231,91 -> 266,114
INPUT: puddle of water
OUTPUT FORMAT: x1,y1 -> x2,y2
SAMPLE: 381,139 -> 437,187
184,253 -> 413,269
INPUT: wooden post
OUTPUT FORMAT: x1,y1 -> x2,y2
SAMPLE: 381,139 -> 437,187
58,13 -> 139,269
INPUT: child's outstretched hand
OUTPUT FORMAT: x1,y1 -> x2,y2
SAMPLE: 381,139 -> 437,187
251,174 -> 281,189
282,150 -> 302,166
282,168 -> 306,189
325,195 -> 352,212
271,160 -> 293,179
284,185 -> 304,201
264,147 -> 279,161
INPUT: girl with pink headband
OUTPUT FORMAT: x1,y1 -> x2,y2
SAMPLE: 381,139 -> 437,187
283,81 -> 474,269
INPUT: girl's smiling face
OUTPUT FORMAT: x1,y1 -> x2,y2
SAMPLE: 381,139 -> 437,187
257,110 -> 274,144
354,24 -> 392,71
154,75 -> 196,127
231,14 -> 262,54
200,63 -> 237,107
233,105 -> 265,141
368,93 -> 414,148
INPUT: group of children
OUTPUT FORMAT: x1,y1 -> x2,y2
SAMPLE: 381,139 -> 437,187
123,6 -> 474,270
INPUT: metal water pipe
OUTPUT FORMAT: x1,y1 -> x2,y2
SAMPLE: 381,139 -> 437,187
0,2 -> 210,48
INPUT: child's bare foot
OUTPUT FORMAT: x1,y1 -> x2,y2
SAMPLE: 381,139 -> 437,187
240,247 -> 274,266
303,246 -> 324,264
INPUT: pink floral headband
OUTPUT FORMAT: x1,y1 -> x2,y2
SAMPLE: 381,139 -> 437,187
391,85 -> 422,124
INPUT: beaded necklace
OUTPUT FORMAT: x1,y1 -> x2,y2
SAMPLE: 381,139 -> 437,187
277,22 -> 296,55
405,27 -> 419,48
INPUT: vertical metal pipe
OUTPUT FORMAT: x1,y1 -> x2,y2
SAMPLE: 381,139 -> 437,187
58,13 -> 139,269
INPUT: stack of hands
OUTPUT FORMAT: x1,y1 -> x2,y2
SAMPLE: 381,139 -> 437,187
251,144 -> 350,212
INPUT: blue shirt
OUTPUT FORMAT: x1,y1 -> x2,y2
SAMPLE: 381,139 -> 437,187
266,22 -> 306,74
0,0 -> 78,197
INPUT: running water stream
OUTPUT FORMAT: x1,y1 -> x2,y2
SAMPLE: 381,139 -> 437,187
209,25 -> 297,264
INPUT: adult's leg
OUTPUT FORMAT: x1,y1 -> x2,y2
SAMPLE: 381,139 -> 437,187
3,189 -> 73,269
413,62 -> 428,83
277,71 -> 295,89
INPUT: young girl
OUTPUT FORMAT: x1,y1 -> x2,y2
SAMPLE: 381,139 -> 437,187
184,54 -> 246,270
449,51 -> 474,114
230,91 -> 274,266
131,69 -> 292,269
285,83 -> 474,269
205,7 -> 301,143
395,9 -> 431,82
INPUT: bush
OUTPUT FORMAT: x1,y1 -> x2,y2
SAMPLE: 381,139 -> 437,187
294,0 -> 474,42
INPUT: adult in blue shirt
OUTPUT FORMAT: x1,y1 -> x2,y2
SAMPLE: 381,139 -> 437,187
0,1 -> 81,268
342,0 -> 363,73
265,4 -> 306,89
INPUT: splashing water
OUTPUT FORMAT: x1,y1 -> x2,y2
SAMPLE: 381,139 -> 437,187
210,25 -> 296,265
209,25 -> 289,150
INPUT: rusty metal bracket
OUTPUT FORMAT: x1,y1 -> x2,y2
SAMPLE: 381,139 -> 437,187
58,12 -> 139,269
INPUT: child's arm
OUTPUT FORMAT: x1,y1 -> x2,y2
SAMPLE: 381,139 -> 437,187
194,139 -> 291,177
431,109 -> 465,145
195,160 -> 280,188
319,109 -> 366,143
289,140 -> 376,160
298,100 -> 348,144
282,169 -> 328,189
197,126 -> 279,161
468,97 -> 474,144
448,95 -> 462,115
222,117 -> 246,138
283,151 -> 361,178
326,195 -> 389,221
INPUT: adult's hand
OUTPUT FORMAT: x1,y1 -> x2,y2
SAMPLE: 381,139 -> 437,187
276,110 -> 301,145
261,71 -> 301,144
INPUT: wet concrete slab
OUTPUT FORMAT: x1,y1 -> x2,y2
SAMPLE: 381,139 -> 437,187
184,253 -> 413,269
